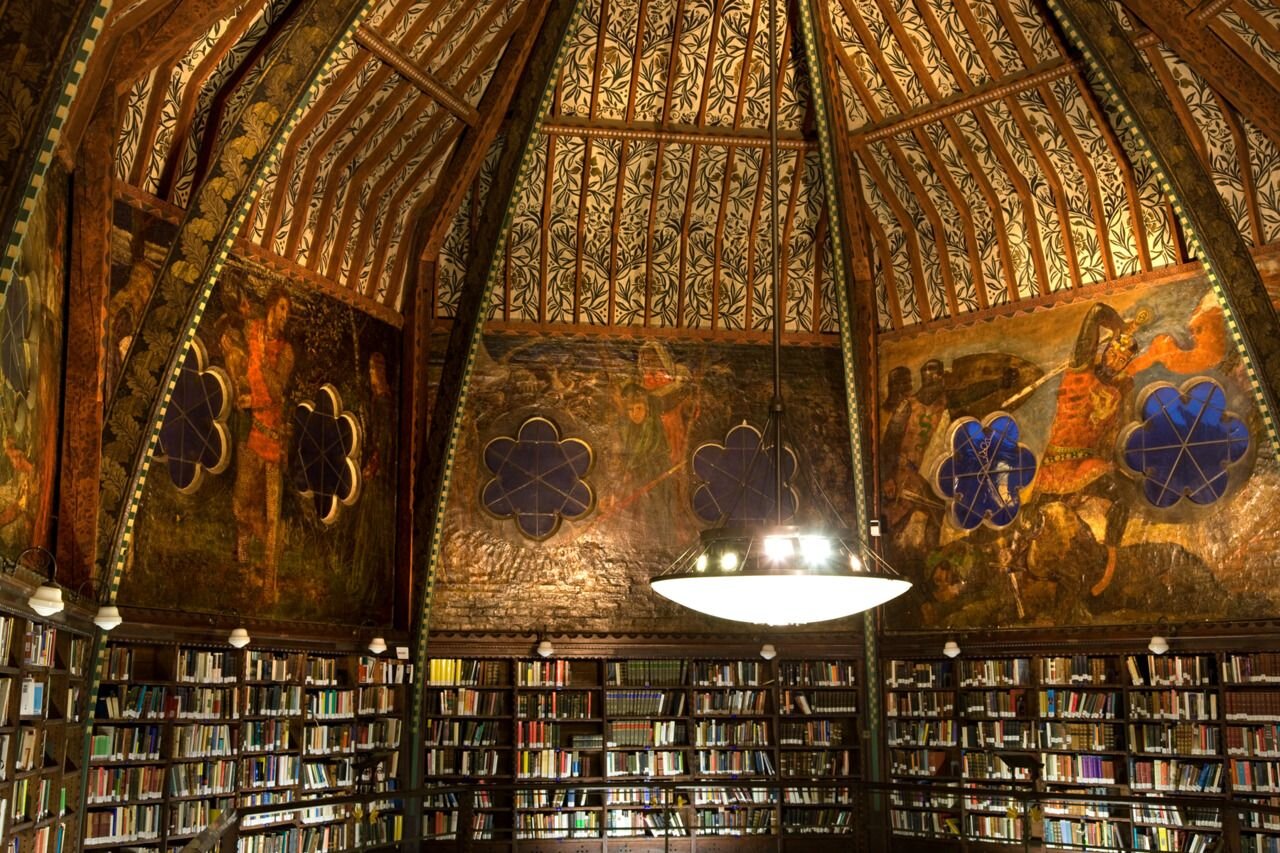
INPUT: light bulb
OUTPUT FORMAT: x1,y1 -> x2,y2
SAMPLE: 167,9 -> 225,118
695,553 -> 708,572
798,536 -> 832,565
763,535 -> 794,562
719,551 -> 739,572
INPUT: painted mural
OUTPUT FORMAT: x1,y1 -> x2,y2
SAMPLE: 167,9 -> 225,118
431,336 -> 857,633
0,162 -> 68,551
880,276 -> 1280,628
119,253 -> 400,624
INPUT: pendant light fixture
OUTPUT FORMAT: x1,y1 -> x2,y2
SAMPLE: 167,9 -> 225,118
649,0 -> 910,625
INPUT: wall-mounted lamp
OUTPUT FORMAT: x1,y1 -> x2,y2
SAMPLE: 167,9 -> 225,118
536,639 -> 554,658
93,605 -> 123,632
368,636 -> 387,655
759,643 -> 777,661
6,547 -> 66,617
1148,635 -> 1169,656
228,611 -> 250,649
943,640 -> 961,658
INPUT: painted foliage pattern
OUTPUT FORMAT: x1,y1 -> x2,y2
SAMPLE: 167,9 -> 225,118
115,0 -> 522,309
434,337 -> 856,633
119,246 -> 400,623
0,164 -> 67,552
879,277 -> 1276,629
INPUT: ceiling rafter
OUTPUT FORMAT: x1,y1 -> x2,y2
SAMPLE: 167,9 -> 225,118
307,3 -> 517,277
541,118 -> 817,149
1119,0 -> 1280,147
336,2 -> 531,290
155,0 -> 271,201
259,1 -> 422,244
285,2 -> 475,261
838,0 -> 963,318
403,0 -> 551,288
353,25 -> 480,126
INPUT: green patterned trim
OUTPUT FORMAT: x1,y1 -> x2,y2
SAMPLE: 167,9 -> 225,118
0,0 -> 113,298
405,0 -> 590,793
794,0 -> 882,789
1046,0 -> 1280,453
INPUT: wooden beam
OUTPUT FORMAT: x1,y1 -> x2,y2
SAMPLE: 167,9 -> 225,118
110,0 -> 245,93
541,117 -> 817,150
414,0 -> 555,261
56,95 -> 117,588
1117,0 -> 1280,148
353,25 -> 480,127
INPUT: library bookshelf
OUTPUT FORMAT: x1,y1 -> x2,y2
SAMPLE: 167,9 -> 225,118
0,593 -> 91,853
86,631 -> 407,853
417,634 -> 865,853
883,638 -> 1280,853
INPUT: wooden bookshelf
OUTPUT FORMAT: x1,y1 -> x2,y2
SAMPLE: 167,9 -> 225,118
87,639 -> 407,853
419,651 -> 863,850
0,603 -> 92,853
882,645 -> 1280,853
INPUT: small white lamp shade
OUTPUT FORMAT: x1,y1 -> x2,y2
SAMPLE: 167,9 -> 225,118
28,584 -> 64,617
943,640 -> 962,658
1148,635 -> 1169,655
536,639 -> 554,658
93,605 -> 123,631
759,643 -> 777,661
367,636 -> 387,655
228,627 -> 251,649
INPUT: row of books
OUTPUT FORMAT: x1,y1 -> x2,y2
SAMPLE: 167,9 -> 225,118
426,658 -> 504,686
518,690 -> 594,719
780,661 -> 855,687
516,660 -> 576,687
605,689 -> 681,717
425,719 -> 498,746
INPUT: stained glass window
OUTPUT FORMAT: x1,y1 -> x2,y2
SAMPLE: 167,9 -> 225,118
934,414 -> 1037,530
158,337 -> 232,493
691,422 -> 797,526
1121,378 -> 1249,508
0,275 -> 32,398
293,385 -> 362,523
481,416 -> 594,540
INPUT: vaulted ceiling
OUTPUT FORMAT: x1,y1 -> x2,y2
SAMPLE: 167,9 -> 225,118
102,0 -> 1280,339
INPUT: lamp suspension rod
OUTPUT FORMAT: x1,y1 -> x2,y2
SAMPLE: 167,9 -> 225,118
769,0 -> 785,527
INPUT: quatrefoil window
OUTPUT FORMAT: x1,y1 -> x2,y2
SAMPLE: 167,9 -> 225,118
481,416 -> 594,540
1120,378 -> 1249,508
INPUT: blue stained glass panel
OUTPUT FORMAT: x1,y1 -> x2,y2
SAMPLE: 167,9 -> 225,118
1122,379 -> 1249,508
691,423 -> 798,525
481,416 -> 593,540
159,338 -> 230,492
934,414 -> 1037,530
0,275 -> 32,398
293,385 -> 362,523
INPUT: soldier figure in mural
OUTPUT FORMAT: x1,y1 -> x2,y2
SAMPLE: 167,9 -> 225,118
232,289 -> 295,601
881,359 -> 950,565
1031,303 -> 1147,596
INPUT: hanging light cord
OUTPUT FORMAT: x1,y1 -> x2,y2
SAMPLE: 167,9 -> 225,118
769,0 -> 785,527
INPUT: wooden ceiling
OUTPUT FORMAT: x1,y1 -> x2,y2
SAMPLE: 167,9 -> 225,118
105,0 -> 1280,338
